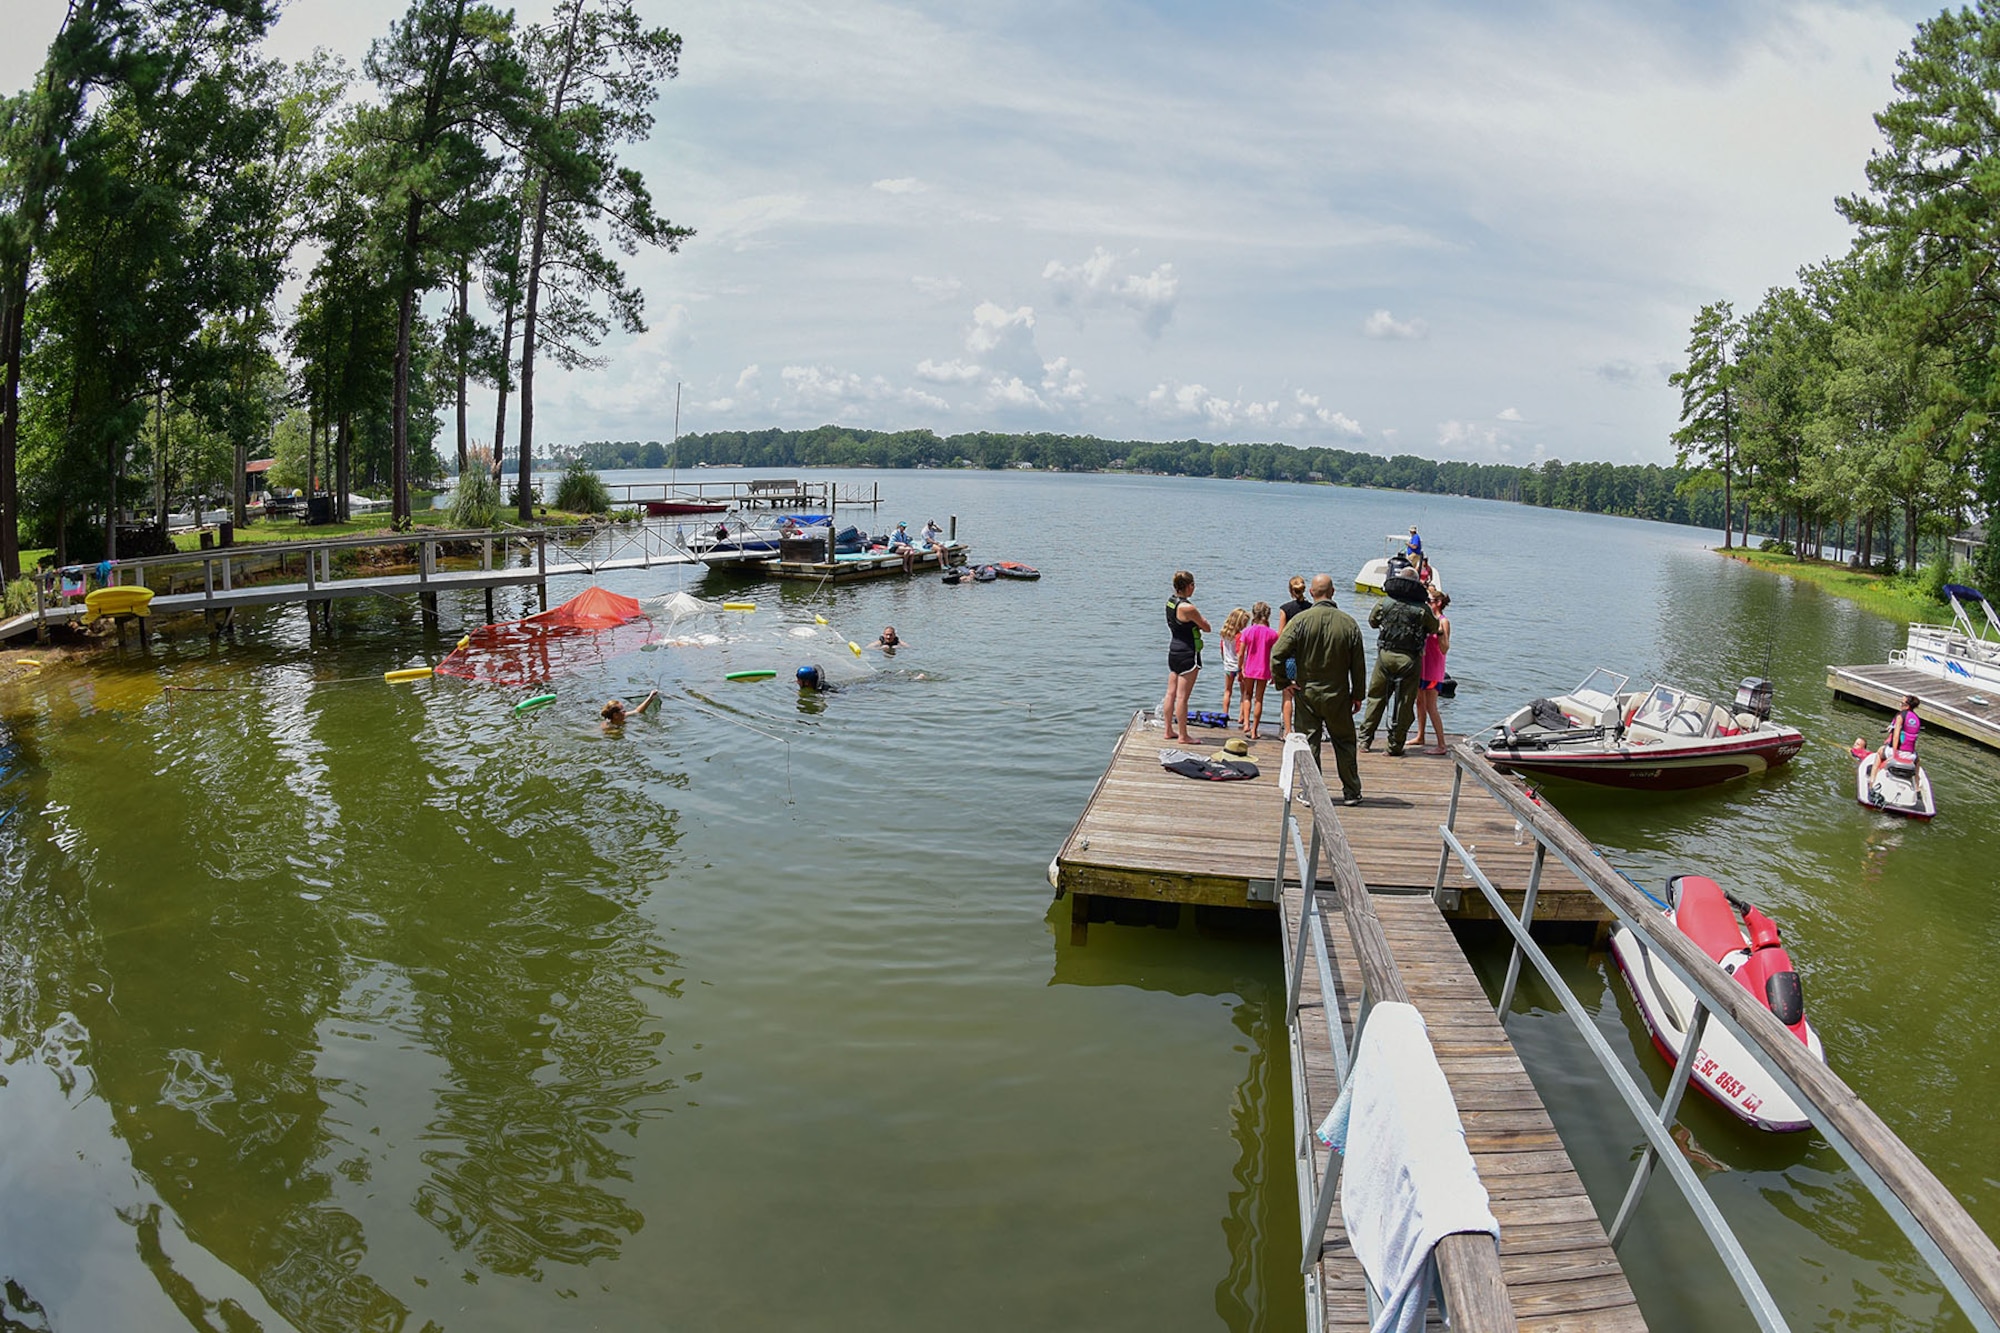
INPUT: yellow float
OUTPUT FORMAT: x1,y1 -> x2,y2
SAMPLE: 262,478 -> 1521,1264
723,601 -> 757,611
384,667 -> 434,683
848,641 -> 862,657
85,586 -> 153,618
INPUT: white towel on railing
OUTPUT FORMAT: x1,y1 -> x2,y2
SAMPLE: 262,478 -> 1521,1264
1316,1001 -> 1499,1333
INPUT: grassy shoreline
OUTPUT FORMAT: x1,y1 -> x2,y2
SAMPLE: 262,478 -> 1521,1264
1715,548 -> 1947,624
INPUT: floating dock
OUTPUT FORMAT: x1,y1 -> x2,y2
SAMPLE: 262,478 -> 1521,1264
1826,661 -> 2000,750
1051,711 -> 1610,940
760,542 -> 969,583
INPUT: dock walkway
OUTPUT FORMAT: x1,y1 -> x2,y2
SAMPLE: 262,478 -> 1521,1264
1052,711 -> 1609,934
1281,882 -> 1643,1331
1826,661 -> 2000,750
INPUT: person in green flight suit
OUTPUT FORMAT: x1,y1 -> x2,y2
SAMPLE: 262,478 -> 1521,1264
1269,574 -> 1369,805
1359,576 -> 1441,756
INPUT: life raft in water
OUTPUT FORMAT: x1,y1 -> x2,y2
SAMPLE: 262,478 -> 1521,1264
993,561 -> 1040,580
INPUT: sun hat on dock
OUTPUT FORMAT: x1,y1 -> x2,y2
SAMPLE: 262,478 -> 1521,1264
1210,736 -> 1252,759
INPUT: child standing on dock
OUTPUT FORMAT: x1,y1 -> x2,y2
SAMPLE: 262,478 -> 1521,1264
1236,602 -> 1277,738
1218,607 -> 1249,719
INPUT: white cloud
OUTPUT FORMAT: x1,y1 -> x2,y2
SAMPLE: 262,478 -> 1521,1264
1437,419 -> 1507,459
988,376 -> 1048,410
1293,391 -> 1365,438
1043,246 -> 1180,337
1497,406 -> 1523,421
1042,357 -> 1088,403
734,365 -> 762,392
916,358 -> 984,384
1363,309 -> 1428,340
1144,382 -> 1370,436
966,302 -> 1037,357
872,177 -> 924,194
779,364 -> 947,413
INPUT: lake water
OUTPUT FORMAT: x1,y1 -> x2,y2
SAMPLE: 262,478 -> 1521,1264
0,468 -> 1991,1331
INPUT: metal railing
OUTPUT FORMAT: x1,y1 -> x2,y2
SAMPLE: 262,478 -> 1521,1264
1432,741 -> 2000,1333
1273,735 -> 1516,1333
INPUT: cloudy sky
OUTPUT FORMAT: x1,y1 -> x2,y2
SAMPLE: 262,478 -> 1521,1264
6,0 -> 1941,464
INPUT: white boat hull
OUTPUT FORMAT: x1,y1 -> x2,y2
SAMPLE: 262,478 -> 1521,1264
1856,750 -> 1936,820
1354,556 -> 1441,596
1609,927 -> 1823,1133
1895,639 -> 2000,690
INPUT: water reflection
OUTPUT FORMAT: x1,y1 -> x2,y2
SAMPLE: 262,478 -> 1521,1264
0,661 -> 690,1328
1045,908 -> 1306,1331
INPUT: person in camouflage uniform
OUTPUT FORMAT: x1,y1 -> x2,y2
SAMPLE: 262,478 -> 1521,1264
1359,580 -> 1440,756
1269,574 -> 1368,804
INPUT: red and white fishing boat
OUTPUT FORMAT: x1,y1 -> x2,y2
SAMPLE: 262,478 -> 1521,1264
1474,670 -> 1804,790
642,496 -> 728,516
1609,874 -> 1826,1133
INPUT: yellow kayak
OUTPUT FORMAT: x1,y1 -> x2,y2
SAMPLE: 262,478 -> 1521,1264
85,586 -> 154,618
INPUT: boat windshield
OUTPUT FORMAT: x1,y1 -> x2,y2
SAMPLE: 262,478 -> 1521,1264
1629,685 -> 1686,732
1570,669 -> 1629,711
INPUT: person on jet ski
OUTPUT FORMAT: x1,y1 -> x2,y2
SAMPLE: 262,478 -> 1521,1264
1882,694 -> 1923,773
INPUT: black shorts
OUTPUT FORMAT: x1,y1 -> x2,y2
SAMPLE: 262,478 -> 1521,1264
1168,644 -> 1200,676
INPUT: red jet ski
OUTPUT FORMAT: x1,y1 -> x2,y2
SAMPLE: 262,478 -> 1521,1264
1609,874 -> 1826,1132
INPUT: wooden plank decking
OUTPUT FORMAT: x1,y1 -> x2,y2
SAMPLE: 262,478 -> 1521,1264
1282,886 -> 1645,1331
1827,661 -> 2000,751
1053,712 -> 1612,928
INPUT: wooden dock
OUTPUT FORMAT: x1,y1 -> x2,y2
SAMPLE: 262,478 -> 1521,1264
760,542 -> 969,583
1827,661 -> 2000,750
1282,885 -> 1644,1331
0,526 -> 703,643
1051,711 -> 1610,937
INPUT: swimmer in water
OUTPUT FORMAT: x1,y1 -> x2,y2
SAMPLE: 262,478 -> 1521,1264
600,690 -> 660,731
873,626 -> 901,651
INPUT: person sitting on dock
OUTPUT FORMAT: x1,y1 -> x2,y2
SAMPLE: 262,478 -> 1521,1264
873,625 -> 902,651
1268,574 -> 1367,803
600,690 -> 661,732
889,522 -> 917,571
921,519 -> 945,550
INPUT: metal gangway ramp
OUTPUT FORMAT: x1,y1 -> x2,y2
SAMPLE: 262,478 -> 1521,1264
1272,735 -> 2000,1332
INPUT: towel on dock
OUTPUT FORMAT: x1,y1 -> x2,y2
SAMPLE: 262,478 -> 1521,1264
1158,748 -> 1258,781
1317,1001 -> 1498,1333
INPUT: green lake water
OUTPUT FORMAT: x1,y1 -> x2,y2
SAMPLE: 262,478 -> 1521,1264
0,469 -> 1992,1331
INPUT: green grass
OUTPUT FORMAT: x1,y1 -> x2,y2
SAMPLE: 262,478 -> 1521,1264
1719,549 -> 1946,624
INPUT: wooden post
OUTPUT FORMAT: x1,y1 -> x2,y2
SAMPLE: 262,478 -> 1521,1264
1070,891 -> 1090,946
421,591 -> 438,630
33,572 -> 46,645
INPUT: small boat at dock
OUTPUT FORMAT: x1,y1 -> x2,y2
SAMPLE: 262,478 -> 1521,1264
642,496 -> 728,516
1475,670 -> 1803,790
1855,745 -> 1936,819
1896,584 -> 2000,689
1610,873 -> 1826,1133
1355,535 -> 1441,596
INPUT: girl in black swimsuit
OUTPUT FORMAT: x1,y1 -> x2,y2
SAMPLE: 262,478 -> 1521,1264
1159,570 -> 1211,743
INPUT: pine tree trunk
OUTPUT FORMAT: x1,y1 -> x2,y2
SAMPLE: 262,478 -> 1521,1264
337,412 -> 352,522
492,293 -> 515,480
516,180 -> 550,521
455,263 -> 469,476
0,289 -> 22,580
391,197 -> 421,529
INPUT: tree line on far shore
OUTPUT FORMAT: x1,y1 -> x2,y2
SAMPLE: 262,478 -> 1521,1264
572,426 -> 1761,537
0,0 -> 688,576
1670,6 -> 2000,587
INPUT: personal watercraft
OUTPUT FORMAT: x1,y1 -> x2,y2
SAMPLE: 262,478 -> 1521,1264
1609,874 -> 1825,1133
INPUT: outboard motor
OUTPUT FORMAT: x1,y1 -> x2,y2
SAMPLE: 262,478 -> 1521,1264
1734,677 -> 1774,722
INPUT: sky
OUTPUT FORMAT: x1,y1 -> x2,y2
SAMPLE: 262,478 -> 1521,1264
3,0 -> 1946,465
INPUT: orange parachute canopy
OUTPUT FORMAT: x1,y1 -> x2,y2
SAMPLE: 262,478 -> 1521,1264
436,586 -> 653,686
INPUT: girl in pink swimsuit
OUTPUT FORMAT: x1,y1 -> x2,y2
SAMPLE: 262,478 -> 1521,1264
1235,602 -> 1278,739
